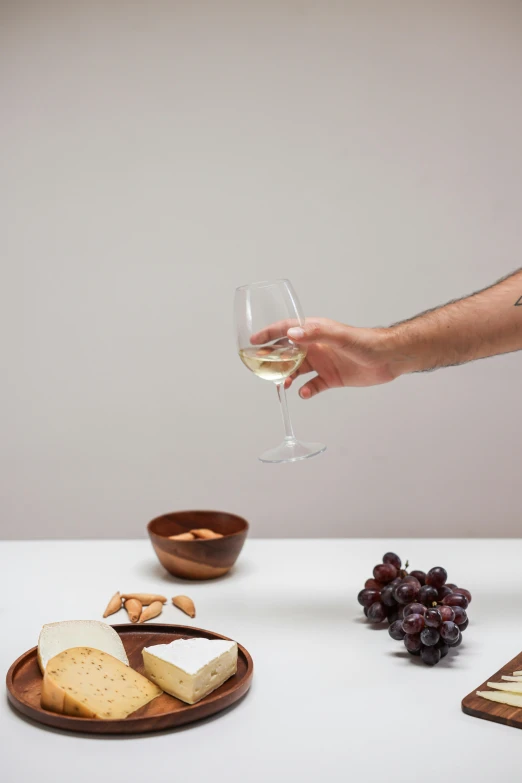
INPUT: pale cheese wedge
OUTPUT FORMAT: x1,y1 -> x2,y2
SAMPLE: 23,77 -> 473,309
38,620 -> 128,673
41,647 -> 162,719
501,675 -> 522,682
477,690 -> 522,709
486,681 -> 522,694
142,637 -> 238,705
513,671 -> 522,676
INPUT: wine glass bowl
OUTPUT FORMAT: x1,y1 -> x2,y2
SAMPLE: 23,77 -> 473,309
238,336 -> 307,383
234,279 -> 326,463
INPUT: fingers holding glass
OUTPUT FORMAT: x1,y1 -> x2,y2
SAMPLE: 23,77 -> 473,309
250,318 -> 297,346
284,358 -> 314,389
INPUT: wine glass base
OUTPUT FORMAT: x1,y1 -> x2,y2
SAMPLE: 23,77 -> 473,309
258,439 -> 327,464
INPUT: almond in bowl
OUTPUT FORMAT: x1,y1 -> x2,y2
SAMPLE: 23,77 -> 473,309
168,529 -> 224,541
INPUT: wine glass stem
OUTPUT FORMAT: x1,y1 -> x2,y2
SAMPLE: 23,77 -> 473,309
275,382 -> 296,442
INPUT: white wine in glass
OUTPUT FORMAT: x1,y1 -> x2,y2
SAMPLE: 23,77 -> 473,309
234,279 -> 326,463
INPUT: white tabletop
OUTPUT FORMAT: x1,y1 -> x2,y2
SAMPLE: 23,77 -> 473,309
2,538 -> 522,783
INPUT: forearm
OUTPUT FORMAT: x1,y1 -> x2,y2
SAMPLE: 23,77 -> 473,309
386,268 -> 522,376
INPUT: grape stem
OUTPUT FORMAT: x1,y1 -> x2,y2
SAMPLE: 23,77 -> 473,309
398,561 -> 410,579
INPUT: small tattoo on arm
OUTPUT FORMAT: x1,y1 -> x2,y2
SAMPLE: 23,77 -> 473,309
515,296 -> 522,306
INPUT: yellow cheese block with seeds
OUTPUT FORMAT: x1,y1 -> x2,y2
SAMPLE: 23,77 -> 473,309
41,647 -> 162,719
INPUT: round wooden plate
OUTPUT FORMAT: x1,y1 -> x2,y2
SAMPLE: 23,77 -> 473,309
6,623 -> 253,734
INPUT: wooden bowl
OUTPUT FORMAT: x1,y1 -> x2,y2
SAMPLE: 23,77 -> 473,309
147,510 -> 249,580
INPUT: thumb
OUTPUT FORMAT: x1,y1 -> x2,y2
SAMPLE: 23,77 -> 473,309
287,319 -> 349,346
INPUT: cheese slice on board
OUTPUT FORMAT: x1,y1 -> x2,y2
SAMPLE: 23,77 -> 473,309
501,675 -> 522,682
38,620 -> 128,673
485,681 -> 522,694
476,690 -> 522,709
41,647 -> 162,719
142,637 -> 238,704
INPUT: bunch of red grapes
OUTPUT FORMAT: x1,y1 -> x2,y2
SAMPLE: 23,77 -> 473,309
357,552 -> 471,666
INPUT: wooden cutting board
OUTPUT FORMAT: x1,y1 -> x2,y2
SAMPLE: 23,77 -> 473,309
462,650 -> 522,729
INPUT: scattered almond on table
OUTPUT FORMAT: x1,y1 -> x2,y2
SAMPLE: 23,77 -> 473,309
103,591 -> 122,618
102,591 -> 199,623
101,593 -> 164,623
138,601 -> 164,623
121,593 -> 167,605
124,598 -> 142,624
172,595 -> 196,618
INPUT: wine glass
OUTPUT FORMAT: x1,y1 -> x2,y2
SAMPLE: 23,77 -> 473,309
234,279 -> 326,463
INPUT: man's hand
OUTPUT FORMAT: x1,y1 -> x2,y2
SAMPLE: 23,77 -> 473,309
251,318 -> 400,399
250,268 -> 522,399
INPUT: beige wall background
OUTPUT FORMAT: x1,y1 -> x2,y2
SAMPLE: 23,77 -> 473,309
2,0 -> 521,540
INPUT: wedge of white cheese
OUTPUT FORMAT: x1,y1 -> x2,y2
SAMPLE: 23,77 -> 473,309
38,620 -> 129,674
142,637 -> 238,704
501,675 -> 522,682
477,690 -> 522,708
485,681 -> 522,694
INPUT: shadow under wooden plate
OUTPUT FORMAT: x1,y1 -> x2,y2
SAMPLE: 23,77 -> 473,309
6,624 -> 253,735
462,649 -> 522,729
